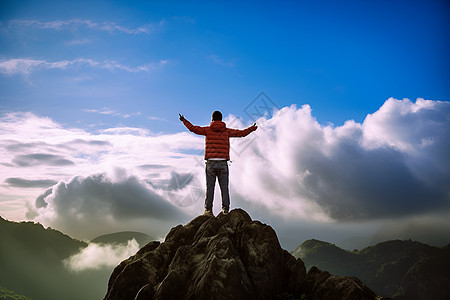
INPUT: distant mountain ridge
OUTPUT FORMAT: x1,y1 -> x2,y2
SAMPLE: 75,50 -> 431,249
370,220 -> 450,247
92,231 -> 153,247
292,239 -> 450,299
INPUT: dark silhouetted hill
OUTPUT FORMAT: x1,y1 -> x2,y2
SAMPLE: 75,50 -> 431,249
104,209 -> 379,300
292,238 -> 450,299
92,231 -> 152,247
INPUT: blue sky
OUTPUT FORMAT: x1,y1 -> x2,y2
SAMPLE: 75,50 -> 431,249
0,0 -> 449,251
1,0 -> 448,131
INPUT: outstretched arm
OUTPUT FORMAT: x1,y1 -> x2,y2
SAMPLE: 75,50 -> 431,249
228,123 -> 257,137
179,114 -> 207,136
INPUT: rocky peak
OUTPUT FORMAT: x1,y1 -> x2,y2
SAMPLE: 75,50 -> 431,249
104,209 -> 378,300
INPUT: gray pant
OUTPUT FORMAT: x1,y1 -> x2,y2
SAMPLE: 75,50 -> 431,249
205,160 -> 229,211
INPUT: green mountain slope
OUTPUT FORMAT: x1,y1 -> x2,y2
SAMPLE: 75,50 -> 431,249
292,238 -> 450,299
0,285 -> 31,300
0,216 -> 118,300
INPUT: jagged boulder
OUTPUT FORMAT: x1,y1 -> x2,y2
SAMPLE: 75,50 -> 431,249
104,209 -> 378,300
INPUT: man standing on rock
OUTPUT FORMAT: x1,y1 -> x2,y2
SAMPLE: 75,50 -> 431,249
179,111 -> 257,216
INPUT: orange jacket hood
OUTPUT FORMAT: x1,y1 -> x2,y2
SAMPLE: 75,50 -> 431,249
209,121 -> 227,132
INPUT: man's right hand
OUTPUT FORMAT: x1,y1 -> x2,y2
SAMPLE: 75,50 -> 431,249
179,114 -> 185,122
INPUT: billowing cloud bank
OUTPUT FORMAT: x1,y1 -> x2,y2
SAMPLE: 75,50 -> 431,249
232,98 -> 450,221
0,98 -> 449,246
64,239 -> 140,272
27,170 -> 188,239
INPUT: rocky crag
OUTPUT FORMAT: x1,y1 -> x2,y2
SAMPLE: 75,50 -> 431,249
104,209 -> 380,300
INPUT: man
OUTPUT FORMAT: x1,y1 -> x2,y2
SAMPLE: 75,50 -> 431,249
179,111 -> 257,216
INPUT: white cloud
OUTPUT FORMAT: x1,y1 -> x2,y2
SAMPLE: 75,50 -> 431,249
230,98 -> 450,221
64,39 -> 91,46
362,98 -> 445,151
100,127 -> 151,136
207,54 -> 236,67
147,116 -> 167,122
28,170 -> 188,239
7,18 -> 163,35
64,239 -> 140,272
83,108 -> 142,119
0,58 -> 165,75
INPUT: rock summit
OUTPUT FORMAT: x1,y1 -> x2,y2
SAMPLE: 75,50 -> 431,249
104,209 -> 378,300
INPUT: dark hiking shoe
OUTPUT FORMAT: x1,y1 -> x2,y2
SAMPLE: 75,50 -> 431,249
222,208 -> 229,215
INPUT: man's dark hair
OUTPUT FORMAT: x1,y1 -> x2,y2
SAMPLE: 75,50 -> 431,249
212,110 -> 222,121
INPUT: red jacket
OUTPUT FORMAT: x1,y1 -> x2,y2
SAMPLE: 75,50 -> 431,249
182,119 -> 256,160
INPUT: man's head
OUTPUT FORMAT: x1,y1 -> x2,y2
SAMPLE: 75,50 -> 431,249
212,110 -> 222,121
